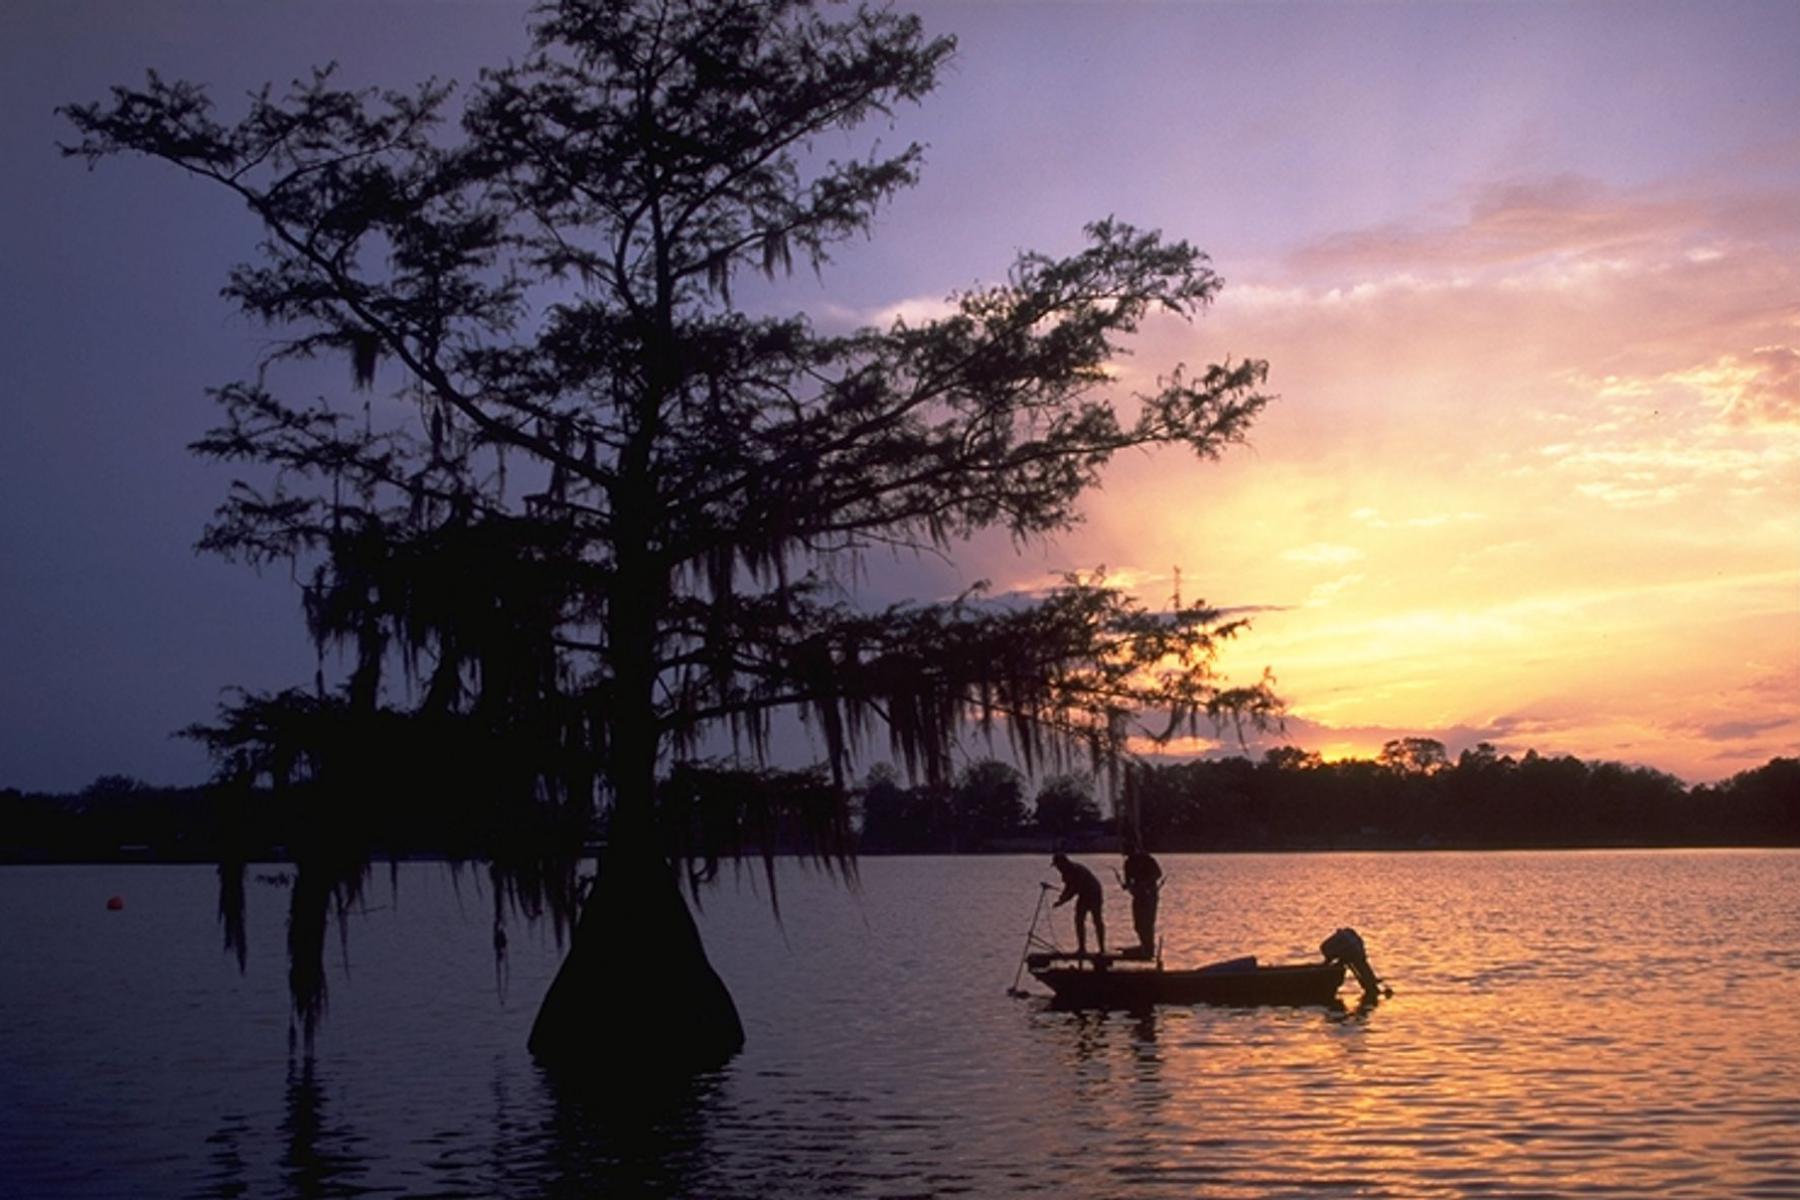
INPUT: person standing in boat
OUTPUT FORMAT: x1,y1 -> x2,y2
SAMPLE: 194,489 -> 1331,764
1119,840 -> 1163,955
1050,852 -> 1106,958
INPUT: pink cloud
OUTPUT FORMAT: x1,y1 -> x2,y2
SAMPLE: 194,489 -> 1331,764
1283,174 -> 1793,280
1156,173 -> 1800,428
1719,345 -> 1800,426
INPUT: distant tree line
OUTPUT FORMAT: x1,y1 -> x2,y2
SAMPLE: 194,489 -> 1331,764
0,775 -> 225,862
1118,742 -> 1799,852
0,771 -> 572,864
856,761 -> 1106,853
854,742 -> 1798,852
4,745 -> 1794,862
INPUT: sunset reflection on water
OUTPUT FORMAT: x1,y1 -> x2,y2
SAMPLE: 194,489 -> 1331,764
936,851 -> 1800,1197
2,851 -> 1797,1197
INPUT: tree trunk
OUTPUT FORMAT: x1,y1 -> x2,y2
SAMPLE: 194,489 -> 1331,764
527,847 -> 745,1076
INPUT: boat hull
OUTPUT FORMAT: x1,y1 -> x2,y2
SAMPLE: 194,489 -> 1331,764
1030,960 -> 1346,1010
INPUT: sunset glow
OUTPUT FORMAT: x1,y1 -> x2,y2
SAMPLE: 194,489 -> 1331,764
2,1 -> 1795,790
856,5 -> 1800,786
1041,169 -> 1800,782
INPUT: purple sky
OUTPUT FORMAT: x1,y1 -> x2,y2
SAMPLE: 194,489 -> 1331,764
4,1 -> 1796,792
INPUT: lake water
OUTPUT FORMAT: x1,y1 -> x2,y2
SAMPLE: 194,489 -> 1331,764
3,851 -> 1798,1198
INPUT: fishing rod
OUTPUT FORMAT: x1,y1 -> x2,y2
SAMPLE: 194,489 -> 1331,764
1006,882 -> 1056,998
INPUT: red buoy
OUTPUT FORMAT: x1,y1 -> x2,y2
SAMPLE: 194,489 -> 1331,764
105,895 -> 125,911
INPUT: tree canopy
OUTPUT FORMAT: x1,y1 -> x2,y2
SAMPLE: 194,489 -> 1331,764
62,0 -> 1277,1065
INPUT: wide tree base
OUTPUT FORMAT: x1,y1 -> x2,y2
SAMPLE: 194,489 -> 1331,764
528,854 -> 745,1076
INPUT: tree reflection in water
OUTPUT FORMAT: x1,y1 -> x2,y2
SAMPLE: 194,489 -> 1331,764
199,1056 -> 371,1200
198,1056 -> 725,1199
279,1058 -> 369,1199
199,1113 -> 251,1200
507,1069 -> 722,1199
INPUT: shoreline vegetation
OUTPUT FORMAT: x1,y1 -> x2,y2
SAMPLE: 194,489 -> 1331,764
4,748 -> 1793,865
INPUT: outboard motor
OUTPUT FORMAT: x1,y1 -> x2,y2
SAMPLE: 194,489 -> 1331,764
1321,927 -> 1383,996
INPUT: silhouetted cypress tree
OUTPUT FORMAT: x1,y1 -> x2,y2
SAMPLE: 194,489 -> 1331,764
63,0 -> 1276,1072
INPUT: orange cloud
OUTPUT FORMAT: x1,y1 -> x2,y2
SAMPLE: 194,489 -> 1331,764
1038,171 -> 1800,784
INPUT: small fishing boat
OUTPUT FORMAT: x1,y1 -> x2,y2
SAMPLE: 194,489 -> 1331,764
1008,880 -> 1385,1010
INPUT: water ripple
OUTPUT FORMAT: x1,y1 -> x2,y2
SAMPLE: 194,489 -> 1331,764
4,853 -> 1800,1197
